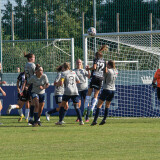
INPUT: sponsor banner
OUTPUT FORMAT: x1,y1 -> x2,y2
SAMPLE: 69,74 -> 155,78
0,85 -> 160,117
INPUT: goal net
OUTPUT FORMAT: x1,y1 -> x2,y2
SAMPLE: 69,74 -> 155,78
2,38 -> 74,84
83,30 -> 160,117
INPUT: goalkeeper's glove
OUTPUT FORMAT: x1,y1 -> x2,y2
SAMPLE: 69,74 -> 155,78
152,82 -> 157,89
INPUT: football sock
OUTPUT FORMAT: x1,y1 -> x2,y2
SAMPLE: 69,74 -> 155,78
25,109 -> 30,119
59,107 -> 65,122
91,98 -> 97,112
64,109 -> 68,116
34,112 -> 38,122
93,108 -> 100,122
11,105 -> 17,109
76,108 -> 82,122
84,96 -> 90,109
30,105 -> 34,118
48,108 -> 57,115
18,108 -> 23,116
103,108 -> 109,121
74,104 -> 82,122
85,108 -> 89,120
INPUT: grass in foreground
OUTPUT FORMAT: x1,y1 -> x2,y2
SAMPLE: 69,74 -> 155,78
0,116 -> 160,160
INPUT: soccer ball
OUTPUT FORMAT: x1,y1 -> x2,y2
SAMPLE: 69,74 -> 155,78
87,27 -> 96,36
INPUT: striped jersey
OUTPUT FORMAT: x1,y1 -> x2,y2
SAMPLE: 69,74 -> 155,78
17,72 -> 25,91
91,58 -> 106,80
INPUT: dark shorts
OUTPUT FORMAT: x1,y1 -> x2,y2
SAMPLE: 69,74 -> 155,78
157,87 -> 160,100
31,93 -> 45,103
90,76 -> 103,90
62,95 -> 79,103
55,95 -> 63,104
78,90 -> 88,100
99,89 -> 115,102
18,90 -> 30,102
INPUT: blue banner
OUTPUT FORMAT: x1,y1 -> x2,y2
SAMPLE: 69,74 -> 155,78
0,85 -> 160,117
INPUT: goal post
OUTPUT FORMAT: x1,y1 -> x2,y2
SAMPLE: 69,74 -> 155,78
83,30 -> 160,117
2,38 -> 74,73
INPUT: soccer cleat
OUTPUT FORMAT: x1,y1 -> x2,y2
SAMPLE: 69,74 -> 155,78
85,119 -> 89,122
90,121 -> 97,126
28,119 -> 34,125
89,110 -> 93,117
38,121 -> 42,126
55,121 -> 62,125
6,105 -> 12,114
45,111 -> 50,121
76,119 -> 79,122
99,120 -> 106,125
32,122 -> 39,127
18,114 -> 24,122
25,119 -> 28,122
62,121 -> 66,124
83,108 -> 87,116
79,121 -> 84,125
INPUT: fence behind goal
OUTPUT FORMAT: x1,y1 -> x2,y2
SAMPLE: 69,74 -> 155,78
83,30 -> 160,117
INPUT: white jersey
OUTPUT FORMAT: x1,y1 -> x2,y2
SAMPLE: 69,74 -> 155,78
74,69 -> 89,91
24,62 -> 36,83
61,70 -> 80,96
28,74 -> 49,94
103,68 -> 118,91
54,72 -> 64,95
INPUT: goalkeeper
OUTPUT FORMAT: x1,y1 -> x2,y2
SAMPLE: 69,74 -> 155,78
152,69 -> 160,100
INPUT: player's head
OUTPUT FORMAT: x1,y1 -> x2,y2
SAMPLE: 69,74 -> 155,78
107,60 -> 116,69
96,45 -> 108,59
24,52 -> 35,63
63,62 -> 70,71
56,65 -> 63,72
35,64 -> 43,76
76,59 -> 83,69
17,67 -> 21,73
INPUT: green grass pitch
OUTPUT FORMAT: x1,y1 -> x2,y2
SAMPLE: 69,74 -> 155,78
0,116 -> 160,160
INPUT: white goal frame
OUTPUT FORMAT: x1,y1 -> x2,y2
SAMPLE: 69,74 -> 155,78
83,30 -> 160,67
83,30 -> 160,117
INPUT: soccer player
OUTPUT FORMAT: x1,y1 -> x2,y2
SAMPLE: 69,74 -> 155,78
55,62 -> 84,125
27,64 -> 49,126
0,87 -> 6,124
83,45 -> 108,117
91,60 -> 118,125
74,59 -> 90,122
7,71 -> 30,122
45,64 -> 68,121
23,52 -> 36,124
152,68 -> 160,100
0,62 -> 7,122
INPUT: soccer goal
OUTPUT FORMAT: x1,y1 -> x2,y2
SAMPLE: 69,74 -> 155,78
83,30 -> 160,117
2,38 -> 74,84
2,38 -> 74,73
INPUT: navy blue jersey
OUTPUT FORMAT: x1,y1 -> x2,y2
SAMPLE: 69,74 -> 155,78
91,58 -> 106,80
17,72 -> 25,91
